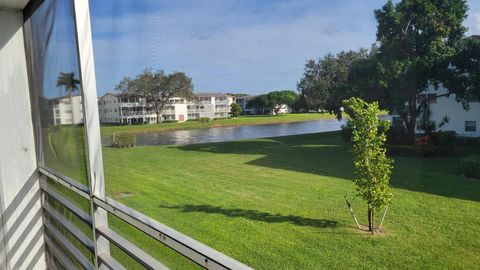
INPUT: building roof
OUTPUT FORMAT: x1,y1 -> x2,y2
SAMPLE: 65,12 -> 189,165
235,95 -> 257,100
194,92 -> 235,98
48,92 -> 82,101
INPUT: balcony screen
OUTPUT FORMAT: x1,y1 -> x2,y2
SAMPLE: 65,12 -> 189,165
24,0 -> 88,184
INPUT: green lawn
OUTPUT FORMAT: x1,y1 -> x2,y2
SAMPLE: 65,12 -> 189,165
100,132 -> 480,269
100,113 -> 341,136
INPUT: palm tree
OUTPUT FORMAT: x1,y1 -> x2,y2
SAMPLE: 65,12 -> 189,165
56,72 -> 80,124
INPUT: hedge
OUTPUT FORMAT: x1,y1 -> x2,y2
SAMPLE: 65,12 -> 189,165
386,145 -> 456,158
111,133 -> 136,148
461,156 -> 480,179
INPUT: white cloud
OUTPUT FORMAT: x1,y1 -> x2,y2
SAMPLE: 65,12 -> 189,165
90,1 -> 377,94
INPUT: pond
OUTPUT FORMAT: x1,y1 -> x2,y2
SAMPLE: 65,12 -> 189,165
104,118 -> 347,146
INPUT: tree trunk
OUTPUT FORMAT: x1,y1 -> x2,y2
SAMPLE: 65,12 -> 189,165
368,208 -> 375,235
156,110 -> 162,123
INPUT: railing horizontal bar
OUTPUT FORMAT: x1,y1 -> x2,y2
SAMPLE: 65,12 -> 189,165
39,166 -> 90,200
96,225 -> 169,270
98,251 -> 127,270
41,180 -> 92,226
44,202 -> 95,252
94,197 -> 253,270
45,222 -> 95,270
45,235 -> 77,270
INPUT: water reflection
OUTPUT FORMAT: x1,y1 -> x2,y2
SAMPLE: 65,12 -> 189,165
105,119 -> 347,146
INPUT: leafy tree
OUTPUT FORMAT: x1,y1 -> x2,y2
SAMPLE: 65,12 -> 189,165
441,36 -> 480,105
246,91 -> 298,115
115,68 -> 194,123
297,50 -> 370,118
372,0 -> 469,143
246,94 -> 269,114
56,71 -> 81,123
230,103 -> 243,117
265,90 -> 298,115
343,97 -> 393,234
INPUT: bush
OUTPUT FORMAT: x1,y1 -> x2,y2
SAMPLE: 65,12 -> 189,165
199,117 -> 210,123
455,136 -> 480,147
432,131 -> 457,147
162,120 -> 178,123
111,133 -> 136,148
386,127 -> 409,145
460,156 -> 480,179
386,144 -> 456,158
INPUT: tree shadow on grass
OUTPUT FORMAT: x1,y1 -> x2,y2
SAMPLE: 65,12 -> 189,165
160,204 -> 338,228
175,132 -> 480,202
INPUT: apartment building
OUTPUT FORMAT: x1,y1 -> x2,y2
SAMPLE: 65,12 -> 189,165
188,93 -> 235,120
416,87 -> 480,137
98,92 -> 235,124
47,93 -> 84,125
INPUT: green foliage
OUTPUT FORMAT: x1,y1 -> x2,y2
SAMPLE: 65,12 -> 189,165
432,131 -> 457,147
442,36 -> 480,106
297,50 -> 370,118
247,90 -> 298,114
386,144 -> 456,158
343,97 -> 393,211
56,71 -> 80,94
230,103 -> 243,117
112,133 -> 136,148
198,117 -> 210,123
115,68 -> 194,123
162,120 -> 179,123
371,0 -> 469,141
461,156 -> 480,179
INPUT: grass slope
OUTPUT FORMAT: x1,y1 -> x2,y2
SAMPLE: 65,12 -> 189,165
102,132 -> 480,269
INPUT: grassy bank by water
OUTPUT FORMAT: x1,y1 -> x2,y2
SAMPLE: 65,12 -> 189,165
100,113 -> 340,136
101,132 -> 480,269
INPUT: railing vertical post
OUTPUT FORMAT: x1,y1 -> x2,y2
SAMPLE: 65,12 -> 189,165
71,0 -> 110,268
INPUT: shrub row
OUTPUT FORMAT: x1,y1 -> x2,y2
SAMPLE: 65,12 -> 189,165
111,133 -> 136,148
461,156 -> 480,179
199,117 -> 210,123
385,145 -> 457,158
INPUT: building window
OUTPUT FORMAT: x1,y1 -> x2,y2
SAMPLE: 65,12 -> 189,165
465,121 -> 477,132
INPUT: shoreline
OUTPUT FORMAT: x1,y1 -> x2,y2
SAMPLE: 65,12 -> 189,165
100,113 -> 342,137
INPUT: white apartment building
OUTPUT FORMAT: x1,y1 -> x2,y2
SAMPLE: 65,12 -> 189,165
415,87 -> 480,137
98,92 -> 235,124
48,93 -> 84,125
188,93 -> 235,120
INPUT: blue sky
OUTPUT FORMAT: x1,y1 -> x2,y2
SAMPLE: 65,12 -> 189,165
90,0 -> 480,95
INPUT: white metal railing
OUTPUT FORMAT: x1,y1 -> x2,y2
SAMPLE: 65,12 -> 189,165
38,167 -> 253,270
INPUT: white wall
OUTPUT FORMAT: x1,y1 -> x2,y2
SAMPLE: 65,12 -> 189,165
0,9 -> 46,270
426,88 -> 480,137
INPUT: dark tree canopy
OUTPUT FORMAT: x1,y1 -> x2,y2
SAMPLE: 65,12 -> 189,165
115,68 -> 194,123
56,71 -> 80,95
372,0 -> 469,142
297,49 -> 370,118
441,36 -> 480,106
